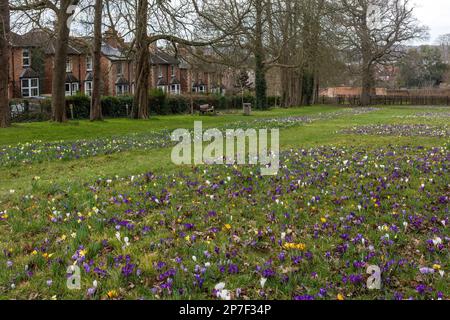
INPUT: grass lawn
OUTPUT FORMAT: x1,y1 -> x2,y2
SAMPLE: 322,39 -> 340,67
0,105 -> 448,300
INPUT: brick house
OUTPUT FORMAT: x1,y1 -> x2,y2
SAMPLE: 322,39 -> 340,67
149,48 -> 188,95
8,29 -> 196,99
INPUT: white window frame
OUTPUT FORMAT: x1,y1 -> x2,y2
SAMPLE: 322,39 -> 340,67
171,65 -> 175,77
116,84 -> 129,96
158,65 -> 163,78
85,81 -> 93,96
66,58 -> 72,73
157,85 -> 166,92
65,82 -> 79,96
65,83 -> 71,96
170,84 -> 180,95
71,83 -> 79,95
199,85 -> 206,93
23,48 -> 31,67
21,78 -> 39,97
86,56 -> 93,71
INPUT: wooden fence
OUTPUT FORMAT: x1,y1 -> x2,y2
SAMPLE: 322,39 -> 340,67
318,95 -> 450,106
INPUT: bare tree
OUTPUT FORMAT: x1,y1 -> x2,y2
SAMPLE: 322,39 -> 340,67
0,0 -> 10,127
337,0 -> 426,105
103,0 -> 250,119
90,0 -> 103,121
10,0 -> 81,122
132,0 -> 150,119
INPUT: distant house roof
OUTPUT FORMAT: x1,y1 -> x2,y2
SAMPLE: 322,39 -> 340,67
170,77 -> 180,85
65,73 -> 79,83
157,78 -> 167,86
11,29 -> 86,55
115,76 -> 130,85
193,80 -> 206,87
20,68 -> 39,78
150,49 -> 179,65
101,43 -> 130,61
11,29 -> 183,67
85,72 -> 93,81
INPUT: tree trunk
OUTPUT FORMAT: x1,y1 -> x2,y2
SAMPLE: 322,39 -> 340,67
51,1 -> 72,122
361,62 -> 374,106
254,0 -> 267,110
0,0 -> 10,128
90,0 -> 103,121
132,0 -> 150,119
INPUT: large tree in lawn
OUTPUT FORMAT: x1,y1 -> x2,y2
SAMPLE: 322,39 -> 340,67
337,0 -> 425,105
131,0 -> 150,119
90,0 -> 103,121
0,0 -> 10,128
10,0 -> 79,122
104,0 -> 250,119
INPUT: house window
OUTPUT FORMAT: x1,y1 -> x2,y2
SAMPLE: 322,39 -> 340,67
116,84 -> 129,96
65,82 -> 79,96
23,49 -> 31,67
158,65 -> 163,78
171,65 -> 175,77
157,85 -> 166,92
85,81 -> 93,96
86,56 -> 93,71
170,84 -> 180,95
72,83 -> 79,95
66,58 -> 72,73
199,85 -> 206,93
116,62 -> 123,76
21,78 -> 39,97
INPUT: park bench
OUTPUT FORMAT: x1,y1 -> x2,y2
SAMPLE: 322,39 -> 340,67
199,104 -> 215,114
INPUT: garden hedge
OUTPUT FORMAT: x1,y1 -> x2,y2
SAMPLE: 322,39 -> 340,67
10,91 -> 281,122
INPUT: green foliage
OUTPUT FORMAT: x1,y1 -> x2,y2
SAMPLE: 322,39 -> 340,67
148,88 -> 168,115
66,94 -> 91,119
102,96 -> 134,118
397,46 -> 449,88
11,93 -> 280,122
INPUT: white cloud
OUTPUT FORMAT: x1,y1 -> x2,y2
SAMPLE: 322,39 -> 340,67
413,0 -> 450,43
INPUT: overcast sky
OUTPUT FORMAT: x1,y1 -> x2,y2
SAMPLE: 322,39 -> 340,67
413,0 -> 450,44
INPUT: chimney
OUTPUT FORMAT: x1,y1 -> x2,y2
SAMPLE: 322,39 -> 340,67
103,27 -> 123,48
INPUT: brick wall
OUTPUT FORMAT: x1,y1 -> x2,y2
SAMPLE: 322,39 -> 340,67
9,48 -> 25,98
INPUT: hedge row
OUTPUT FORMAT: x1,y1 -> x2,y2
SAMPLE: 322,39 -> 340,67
11,91 -> 282,121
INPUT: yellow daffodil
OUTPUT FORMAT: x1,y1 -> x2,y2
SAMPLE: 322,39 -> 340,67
433,264 -> 441,270
337,293 -> 345,300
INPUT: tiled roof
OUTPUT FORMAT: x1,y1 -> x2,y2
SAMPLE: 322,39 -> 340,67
11,29 -> 86,55
85,72 -> 93,81
65,73 -> 79,83
157,78 -> 168,86
101,43 -> 130,61
193,80 -> 206,87
20,68 -> 40,78
150,49 -> 179,65
170,77 -> 180,85
115,76 -> 130,85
